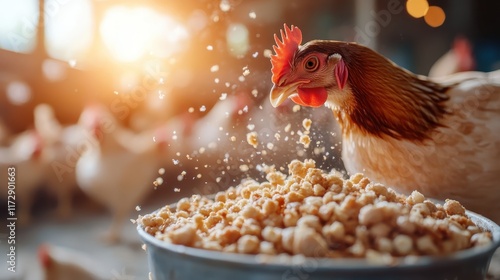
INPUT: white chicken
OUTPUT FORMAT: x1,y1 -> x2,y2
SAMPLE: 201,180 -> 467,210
158,94 -> 252,169
189,94 -> 250,151
0,129 -> 46,225
145,93 -> 258,197
429,36 -> 475,77
34,103 -> 83,219
34,103 -> 63,145
128,91 -> 172,132
156,95 -> 240,157
38,244 -> 109,280
75,104 -> 163,243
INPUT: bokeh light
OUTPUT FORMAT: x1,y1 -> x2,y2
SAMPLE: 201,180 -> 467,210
219,0 -> 231,12
42,59 -> 67,82
0,0 -> 39,53
6,80 -> 32,105
100,6 -> 189,62
226,23 -> 250,58
188,10 -> 209,32
45,0 -> 94,62
424,6 -> 446,28
406,0 -> 429,18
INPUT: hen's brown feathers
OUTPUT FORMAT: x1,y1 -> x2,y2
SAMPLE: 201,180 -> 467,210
299,41 -> 452,140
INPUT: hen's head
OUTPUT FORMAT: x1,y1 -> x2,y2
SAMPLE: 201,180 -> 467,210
269,24 -> 451,140
270,24 -> 348,108
78,104 -> 115,142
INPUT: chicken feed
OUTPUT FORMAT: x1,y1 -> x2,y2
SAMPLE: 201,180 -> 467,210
138,159 -> 493,263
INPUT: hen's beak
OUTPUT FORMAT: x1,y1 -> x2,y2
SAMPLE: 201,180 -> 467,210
269,81 -> 307,107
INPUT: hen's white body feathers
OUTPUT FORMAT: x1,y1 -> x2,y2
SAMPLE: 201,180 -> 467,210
342,70 -> 500,222
75,110 -> 160,242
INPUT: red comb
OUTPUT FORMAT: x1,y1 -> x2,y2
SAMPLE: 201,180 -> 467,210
32,130 -> 43,158
154,126 -> 169,144
38,244 -> 52,268
271,24 -> 302,84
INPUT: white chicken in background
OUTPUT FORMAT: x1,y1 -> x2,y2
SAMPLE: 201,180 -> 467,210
187,94 -> 251,151
158,94 -> 251,166
34,104 -> 63,145
0,129 -> 46,225
129,91 -> 172,132
75,104 -> 163,243
429,36 -> 475,77
156,95 -> 237,158
148,93 -> 258,197
38,244 -> 109,280
34,103 -> 83,219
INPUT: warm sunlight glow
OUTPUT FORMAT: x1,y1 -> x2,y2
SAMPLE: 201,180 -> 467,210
0,0 -> 38,53
100,6 -> 189,62
424,6 -> 446,28
406,0 -> 429,19
45,0 -> 94,62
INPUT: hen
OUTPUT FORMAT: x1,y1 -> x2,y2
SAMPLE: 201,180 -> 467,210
0,129 -> 45,225
38,244 -> 109,280
269,24 -> 500,222
34,103 -> 82,219
156,95 -> 250,180
429,36 -> 475,77
75,105 -> 163,242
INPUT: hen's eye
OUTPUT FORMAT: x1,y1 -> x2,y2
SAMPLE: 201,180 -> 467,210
304,56 -> 319,72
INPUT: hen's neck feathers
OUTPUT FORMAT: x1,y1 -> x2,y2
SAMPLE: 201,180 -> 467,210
303,41 -> 452,141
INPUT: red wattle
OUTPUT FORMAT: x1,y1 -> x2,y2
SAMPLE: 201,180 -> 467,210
293,87 -> 328,107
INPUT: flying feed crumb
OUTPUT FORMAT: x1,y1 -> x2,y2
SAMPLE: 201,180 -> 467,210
239,164 -> 249,172
247,131 -> 259,148
299,134 -> 311,148
284,124 -> 291,133
302,118 -> 312,131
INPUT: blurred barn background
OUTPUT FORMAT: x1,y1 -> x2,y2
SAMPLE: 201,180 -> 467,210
0,0 -> 499,279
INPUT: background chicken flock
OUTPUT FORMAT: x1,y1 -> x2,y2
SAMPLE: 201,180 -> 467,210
0,83 -> 344,278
